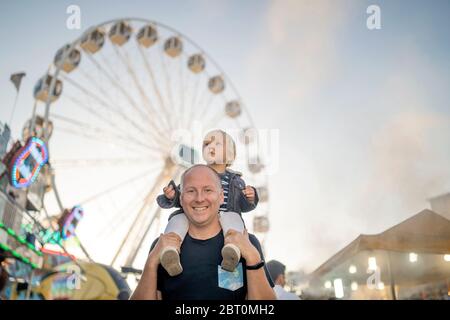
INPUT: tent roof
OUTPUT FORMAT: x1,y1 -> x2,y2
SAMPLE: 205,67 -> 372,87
311,209 -> 450,279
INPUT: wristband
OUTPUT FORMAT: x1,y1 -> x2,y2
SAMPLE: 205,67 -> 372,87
246,259 -> 265,270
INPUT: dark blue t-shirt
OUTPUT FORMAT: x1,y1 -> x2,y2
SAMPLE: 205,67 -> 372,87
150,230 -> 274,300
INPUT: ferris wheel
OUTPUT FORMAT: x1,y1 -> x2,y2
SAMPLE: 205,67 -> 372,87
26,18 -> 271,270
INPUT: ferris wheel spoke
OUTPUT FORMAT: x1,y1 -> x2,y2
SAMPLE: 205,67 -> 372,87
95,167 -> 164,243
174,53 -> 186,129
113,45 -> 173,140
137,45 -> 175,135
158,46 -> 178,131
51,157 -> 155,169
232,116 -> 244,129
205,110 -> 227,130
54,125 -> 160,157
188,86 -> 209,125
199,93 -> 218,122
119,44 -> 173,134
85,53 -> 163,139
97,188 -> 152,250
60,74 -> 170,152
62,94 -> 136,138
76,64 -> 142,132
185,75 -> 201,129
111,163 -> 179,267
203,93 -> 230,127
61,94 -> 166,154
95,187 -> 148,242
83,54 -> 171,149
77,166 -> 162,206
51,112 -> 165,156
181,54 -> 197,130
98,50 -> 122,83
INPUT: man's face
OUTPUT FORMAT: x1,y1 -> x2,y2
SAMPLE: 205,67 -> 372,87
180,167 -> 224,226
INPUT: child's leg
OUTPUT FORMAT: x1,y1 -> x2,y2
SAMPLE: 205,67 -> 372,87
160,212 -> 189,277
164,212 -> 189,241
219,211 -> 245,272
219,211 -> 245,235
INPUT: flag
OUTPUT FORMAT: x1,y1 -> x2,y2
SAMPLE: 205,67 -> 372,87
10,72 -> 26,91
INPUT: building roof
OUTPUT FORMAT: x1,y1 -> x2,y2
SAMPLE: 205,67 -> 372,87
310,209 -> 450,280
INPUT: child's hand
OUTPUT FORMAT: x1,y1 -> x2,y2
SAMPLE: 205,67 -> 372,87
163,183 -> 176,200
242,186 -> 255,203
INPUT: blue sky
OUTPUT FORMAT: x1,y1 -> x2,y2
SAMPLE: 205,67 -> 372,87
1,0 -> 449,274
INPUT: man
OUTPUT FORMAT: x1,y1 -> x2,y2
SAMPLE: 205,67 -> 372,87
266,260 -> 300,300
131,164 -> 275,300
0,255 -> 8,300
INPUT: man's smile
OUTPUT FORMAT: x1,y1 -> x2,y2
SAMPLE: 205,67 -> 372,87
193,206 -> 209,212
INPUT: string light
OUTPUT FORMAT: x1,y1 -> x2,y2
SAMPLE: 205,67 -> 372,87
0,242 -> 39,269
0,220 -> 42,256
409,252 -> 418,263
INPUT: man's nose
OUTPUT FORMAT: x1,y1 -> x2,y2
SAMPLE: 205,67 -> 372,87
194,190 -> 206,202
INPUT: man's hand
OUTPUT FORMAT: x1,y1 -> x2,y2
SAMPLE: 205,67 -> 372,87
242,186 -> 256,204
147,232 -> 181,269
163,183 -> 176,200
132,233 -> 181,300
224,229 -> 261,265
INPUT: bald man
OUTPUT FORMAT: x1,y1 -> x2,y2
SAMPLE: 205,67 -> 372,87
131,164 -> 275,300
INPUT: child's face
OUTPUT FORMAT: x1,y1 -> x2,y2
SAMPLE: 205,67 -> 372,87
202,132 -> 226,165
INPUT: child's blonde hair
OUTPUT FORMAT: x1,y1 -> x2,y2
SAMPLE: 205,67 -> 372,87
202,129 -> 236,167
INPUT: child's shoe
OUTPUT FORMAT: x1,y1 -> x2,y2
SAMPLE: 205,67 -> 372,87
160,246 -> 183,276
221,243 -> 241,272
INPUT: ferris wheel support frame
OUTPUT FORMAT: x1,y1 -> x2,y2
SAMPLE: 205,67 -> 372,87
124,166 -> 183,267
110,157 -> 178,267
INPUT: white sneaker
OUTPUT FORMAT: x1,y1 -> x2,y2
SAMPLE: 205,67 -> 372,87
160,246 -> 183,276
221,243 -> 241,272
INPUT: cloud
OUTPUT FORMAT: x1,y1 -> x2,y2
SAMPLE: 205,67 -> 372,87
245,0 -> 351,107
247,1 -> 450,273
353,111 -> 450,232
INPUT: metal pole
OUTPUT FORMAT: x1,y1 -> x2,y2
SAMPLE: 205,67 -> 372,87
123,165 -> 182,267
126,206 -> 162,266
386,251 -> 397,300
75,236 -> 93,262
8,91 -> 20,127
29,100 -> 38,138
111,160 -> 175,267
49,165 -> 64,213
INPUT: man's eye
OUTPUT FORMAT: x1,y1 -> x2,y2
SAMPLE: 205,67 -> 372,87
205,189 -> 213,193
186,190 -> 194,193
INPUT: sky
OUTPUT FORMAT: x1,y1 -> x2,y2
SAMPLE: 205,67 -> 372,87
0,0 -> 449,275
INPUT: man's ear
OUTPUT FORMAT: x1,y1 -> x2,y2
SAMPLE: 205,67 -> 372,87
179,192 -> 184,207
276,274 -> 284,286
219,189 -> 224,204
